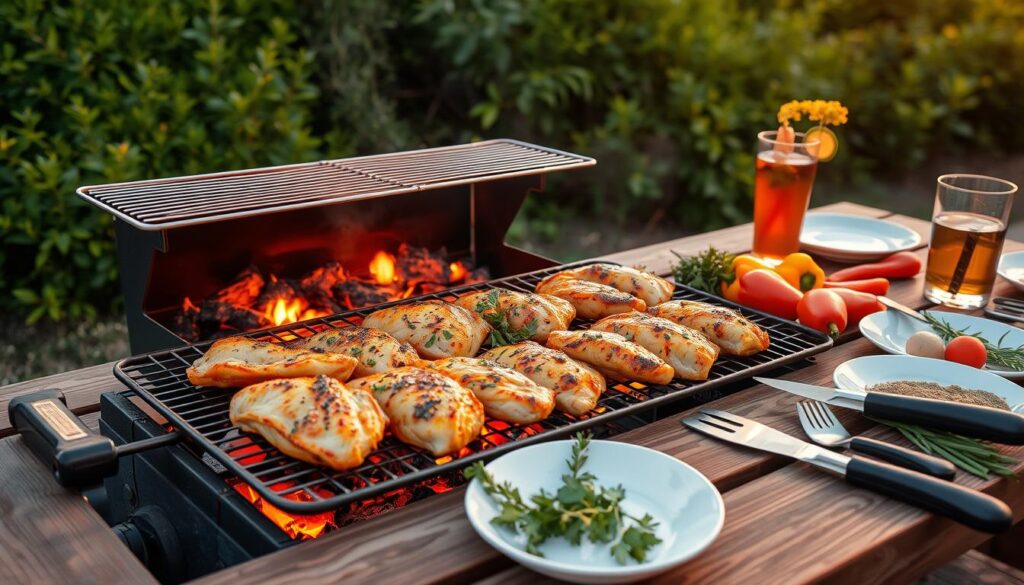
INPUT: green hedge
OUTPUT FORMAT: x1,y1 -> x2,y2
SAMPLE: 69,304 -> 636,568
2,0 -> 1022,321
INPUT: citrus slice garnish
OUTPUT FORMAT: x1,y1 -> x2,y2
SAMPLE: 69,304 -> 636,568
804,127 -> 838,162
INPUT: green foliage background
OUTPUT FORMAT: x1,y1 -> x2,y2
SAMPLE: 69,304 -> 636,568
2,0 -> 1023,321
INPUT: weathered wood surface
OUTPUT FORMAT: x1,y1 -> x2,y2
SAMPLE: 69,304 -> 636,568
2,201 -> 1021,585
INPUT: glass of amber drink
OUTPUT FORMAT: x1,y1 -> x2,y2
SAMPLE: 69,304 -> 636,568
752,131 -> 820,261
925,174 -> 1017,308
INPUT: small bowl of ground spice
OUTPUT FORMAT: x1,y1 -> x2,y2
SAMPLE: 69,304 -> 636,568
834,355 -> 1024,413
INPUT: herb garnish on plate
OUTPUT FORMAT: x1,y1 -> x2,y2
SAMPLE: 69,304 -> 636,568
464,433 -> 662,564
473,289 -> 538,346
923,312 -> 1024,371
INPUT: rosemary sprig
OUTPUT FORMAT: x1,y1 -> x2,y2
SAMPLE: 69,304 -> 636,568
922,312 -> 1024,371
670,247 -> 734,295
464,432 -> 662,564
881,420 -> 1017,478
473,289 -> 538,346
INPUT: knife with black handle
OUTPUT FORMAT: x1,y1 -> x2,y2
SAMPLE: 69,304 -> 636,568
683,409 -> 1013,534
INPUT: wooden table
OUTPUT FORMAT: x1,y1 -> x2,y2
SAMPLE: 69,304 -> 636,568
3,202 -> 1022,585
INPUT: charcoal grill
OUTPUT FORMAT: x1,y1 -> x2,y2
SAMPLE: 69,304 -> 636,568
75,139 -> 595,353
113,260 -> 832,514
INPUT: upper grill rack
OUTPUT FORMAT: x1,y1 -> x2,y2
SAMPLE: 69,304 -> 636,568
77,139 -> 594,230
114,260 -> 831,514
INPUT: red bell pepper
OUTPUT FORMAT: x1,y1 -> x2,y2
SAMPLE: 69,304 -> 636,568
797,289 -> 848,339
828,287 -> 885,326
737,269 -> 803,320
824,277 -> 890,295
828,251 -> 922,282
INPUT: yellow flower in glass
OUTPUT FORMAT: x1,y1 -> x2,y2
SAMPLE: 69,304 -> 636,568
776,99 -> 848,162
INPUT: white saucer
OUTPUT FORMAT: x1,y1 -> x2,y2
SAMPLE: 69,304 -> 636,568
800,212 -> 923,263
464,440 -> 724,584
859,310 -> 1024,380
997,250 -> 1024,293
833,354 -> 1024,411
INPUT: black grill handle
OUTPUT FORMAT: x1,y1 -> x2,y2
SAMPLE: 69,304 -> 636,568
8,389 -> 181,488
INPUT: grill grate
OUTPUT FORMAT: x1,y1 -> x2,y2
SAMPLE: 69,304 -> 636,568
114,261 -> 831,514
78,140 -> 594,230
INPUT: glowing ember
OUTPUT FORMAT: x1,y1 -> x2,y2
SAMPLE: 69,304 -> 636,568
450,261 -> 468,282
369,251 -> 396,285
232,481 -> 336,540
182,296 -> 198,312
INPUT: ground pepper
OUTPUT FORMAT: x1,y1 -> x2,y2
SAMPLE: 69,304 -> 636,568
868,381 -> 1009,410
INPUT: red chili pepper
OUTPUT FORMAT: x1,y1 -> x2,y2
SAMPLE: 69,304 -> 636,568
737,269 -> 803,320
797,289 -> 848,339
828,251 -> 922,282
824,278 -> 890,295
827,287 -> 885,326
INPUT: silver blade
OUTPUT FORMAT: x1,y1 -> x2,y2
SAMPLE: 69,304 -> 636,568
682,409 -> 849,475
754,377 -> 866,412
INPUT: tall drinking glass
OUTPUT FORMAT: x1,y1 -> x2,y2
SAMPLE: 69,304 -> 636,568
924,174 -> 1018,309
752,131 -> 820,261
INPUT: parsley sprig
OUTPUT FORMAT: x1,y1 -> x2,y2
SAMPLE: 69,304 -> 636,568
473,289 -> 539,346
464,433 -> 662,564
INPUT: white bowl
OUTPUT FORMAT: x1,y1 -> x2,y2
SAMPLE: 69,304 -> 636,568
859,310 -> 1024,380
800,212 -> 923,263
833,354 -> 1024,411
997,250 -> 1024,293
464,440 -> 724,584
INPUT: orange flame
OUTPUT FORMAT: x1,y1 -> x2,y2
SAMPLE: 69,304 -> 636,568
231,482 -> 336,540
182,296 -> 198,311
369,251 -> 396,285
267,297 -> 303,326
450,261 -> 468,282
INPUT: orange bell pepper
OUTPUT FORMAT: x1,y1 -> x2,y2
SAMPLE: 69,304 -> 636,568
721,254 -> 776,301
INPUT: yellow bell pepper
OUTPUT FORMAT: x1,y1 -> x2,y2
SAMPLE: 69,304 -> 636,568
774,253 -> 825,292
721,254 -> 776,301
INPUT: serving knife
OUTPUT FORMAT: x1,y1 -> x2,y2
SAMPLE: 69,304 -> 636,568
682,409 -> 1012,533
755,377 -> 1024,445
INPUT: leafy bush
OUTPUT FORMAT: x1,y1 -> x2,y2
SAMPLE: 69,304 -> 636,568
0,0 -> 326,322
2,0 -> 1023,322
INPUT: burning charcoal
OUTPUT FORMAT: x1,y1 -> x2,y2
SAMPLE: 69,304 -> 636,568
172,298 -> 201,341
395,244 -> 450,286
333,279 -> 391,309
214,266 -> 265,307
254,277 -> 302,311
465,267 -> 490,285
199,299 -> 268,332
299,261 -> 347,313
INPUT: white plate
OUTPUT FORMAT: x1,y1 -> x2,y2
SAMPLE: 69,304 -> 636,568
997,250 -> 1024,293
833,354 -> 1024,411
464,440 -> 724,584
799,212 -> 923,263
859,310 -> 1024,380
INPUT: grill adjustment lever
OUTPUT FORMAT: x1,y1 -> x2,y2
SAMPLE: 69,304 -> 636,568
8,389 -> 182,488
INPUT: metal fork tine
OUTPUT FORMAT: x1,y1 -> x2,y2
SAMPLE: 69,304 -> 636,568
814,401 -> 841,428
682,417 -> 737,438
699,408 -> 745,426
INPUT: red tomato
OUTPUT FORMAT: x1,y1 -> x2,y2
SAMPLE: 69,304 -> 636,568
944,336 -> 987,368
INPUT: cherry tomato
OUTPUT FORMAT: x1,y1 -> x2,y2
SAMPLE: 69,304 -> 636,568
944,336 -> 987,369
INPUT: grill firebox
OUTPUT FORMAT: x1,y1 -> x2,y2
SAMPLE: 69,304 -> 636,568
77,140 -> 595,353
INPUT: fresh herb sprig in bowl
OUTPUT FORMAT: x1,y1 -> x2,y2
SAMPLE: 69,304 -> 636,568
922,312 -> 1024,372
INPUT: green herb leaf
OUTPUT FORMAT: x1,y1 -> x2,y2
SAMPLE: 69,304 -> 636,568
670,247 -> 734,295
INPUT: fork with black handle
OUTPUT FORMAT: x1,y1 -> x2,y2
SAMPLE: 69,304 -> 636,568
797,400 -> 957,480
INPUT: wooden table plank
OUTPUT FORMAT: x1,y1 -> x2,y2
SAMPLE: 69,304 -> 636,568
0,435 -> 156,585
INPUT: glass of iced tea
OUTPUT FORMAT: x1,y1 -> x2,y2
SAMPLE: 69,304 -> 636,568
924,174 -> 1018,308
752,130 -> 820,260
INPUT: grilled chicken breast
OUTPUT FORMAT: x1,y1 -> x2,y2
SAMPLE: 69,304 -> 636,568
229,375 -> 387,471
480,341 -> 605,416
426,357 -> 555,424
591,312 -> 719,380
454,289 -> 576,343
550,263 -> 674,306
292,327 -> 421,377
186,337 -> 358,388
362,300 -> 490,359
545,330 -> 674,385
535,274 -> 646,320
649,300 -> 769,356
348,367 -> 484,456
